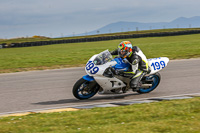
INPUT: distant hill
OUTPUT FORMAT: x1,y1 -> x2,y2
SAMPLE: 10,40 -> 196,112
79,16 -> 200,36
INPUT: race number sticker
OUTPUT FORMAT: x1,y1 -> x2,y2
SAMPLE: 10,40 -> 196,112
86,61 -> 99,74
151,61 -> 166,70
148,57 -> 169,74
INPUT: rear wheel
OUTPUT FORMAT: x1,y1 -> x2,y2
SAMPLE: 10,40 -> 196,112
73,78 -> 99,100
137,72 -> 161,94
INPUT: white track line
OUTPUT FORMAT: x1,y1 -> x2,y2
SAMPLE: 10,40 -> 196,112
0,92 -> 199,116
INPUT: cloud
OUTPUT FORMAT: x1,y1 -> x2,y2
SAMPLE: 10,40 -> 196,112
0,0 -> 200,38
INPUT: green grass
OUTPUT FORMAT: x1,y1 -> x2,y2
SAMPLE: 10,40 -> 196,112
0,97 -> 199,133
0,34 -> 200,73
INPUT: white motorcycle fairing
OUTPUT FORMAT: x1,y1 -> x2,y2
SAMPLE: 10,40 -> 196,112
148,57 -> 169,75
84,53 -> 126,94
83,50 -> 169,94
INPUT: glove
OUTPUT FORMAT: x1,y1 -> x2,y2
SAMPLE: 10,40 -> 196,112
110,67 -> 117,75
116,70 -> 124,76
111,69 -> 124,76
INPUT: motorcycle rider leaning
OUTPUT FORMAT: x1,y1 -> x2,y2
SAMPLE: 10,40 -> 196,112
110,41 -> 149,91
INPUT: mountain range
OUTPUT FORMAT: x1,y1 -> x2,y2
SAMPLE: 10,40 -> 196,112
79,16 -> 200,36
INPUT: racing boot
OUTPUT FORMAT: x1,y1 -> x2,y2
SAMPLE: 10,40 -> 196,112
130,71 -> 145,91
130,82 -> 140,91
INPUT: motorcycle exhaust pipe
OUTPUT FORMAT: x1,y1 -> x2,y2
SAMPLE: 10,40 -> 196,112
141,84 -> 152,88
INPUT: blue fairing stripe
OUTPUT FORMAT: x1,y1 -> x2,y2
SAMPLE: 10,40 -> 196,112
83,75 -> 95,81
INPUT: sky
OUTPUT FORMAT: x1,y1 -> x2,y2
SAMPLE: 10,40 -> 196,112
0,0 -> 200,39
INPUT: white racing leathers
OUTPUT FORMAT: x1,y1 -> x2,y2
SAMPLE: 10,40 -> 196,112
125,46 -> 148,89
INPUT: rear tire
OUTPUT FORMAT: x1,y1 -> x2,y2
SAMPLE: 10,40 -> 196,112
137,72 -> 161,94
73,78 -> 99,100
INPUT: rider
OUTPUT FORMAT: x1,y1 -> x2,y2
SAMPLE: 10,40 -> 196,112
110,41 -> 149,91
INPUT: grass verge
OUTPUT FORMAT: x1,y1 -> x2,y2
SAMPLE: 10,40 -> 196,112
0,97 -> 199,133
0,34 -> 200,73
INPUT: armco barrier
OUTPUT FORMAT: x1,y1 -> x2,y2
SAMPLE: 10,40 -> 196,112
1,30 -> 200,48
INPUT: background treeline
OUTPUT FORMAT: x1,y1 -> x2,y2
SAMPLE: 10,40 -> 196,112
1,29 -> 200,48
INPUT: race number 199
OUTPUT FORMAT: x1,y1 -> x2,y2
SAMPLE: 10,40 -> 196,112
151,61 -> 165,70
86,61 -> 99,74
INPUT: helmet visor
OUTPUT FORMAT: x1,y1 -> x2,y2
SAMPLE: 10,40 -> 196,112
118,48 -> 128,58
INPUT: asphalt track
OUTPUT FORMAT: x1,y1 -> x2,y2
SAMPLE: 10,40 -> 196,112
0,58 -> 200,115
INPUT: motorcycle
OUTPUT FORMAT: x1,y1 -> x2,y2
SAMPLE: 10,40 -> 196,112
73,50 -> 169,100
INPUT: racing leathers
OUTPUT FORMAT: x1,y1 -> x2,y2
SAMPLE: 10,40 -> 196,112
110,46 -> 149,90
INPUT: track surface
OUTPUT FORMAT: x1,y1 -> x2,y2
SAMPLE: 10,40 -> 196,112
0,58 -> 200,114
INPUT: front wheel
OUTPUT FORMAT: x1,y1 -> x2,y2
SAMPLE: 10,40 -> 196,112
73,78 -> 99,100
137,72 -> 161,94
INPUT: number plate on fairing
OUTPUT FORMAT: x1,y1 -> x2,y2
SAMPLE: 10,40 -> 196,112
85,61 -> 99,75
148,57 -> 169,74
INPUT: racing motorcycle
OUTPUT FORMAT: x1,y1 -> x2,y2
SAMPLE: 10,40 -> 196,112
73,50 -> 169,100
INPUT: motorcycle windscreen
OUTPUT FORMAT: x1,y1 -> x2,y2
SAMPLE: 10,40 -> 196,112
93,50 -> 113,65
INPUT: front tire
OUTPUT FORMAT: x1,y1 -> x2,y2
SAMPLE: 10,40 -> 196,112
137,72 -> 161,94
73,78 -> 99,100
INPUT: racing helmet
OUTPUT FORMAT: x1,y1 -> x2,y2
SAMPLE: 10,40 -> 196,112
118,41 -> 133,58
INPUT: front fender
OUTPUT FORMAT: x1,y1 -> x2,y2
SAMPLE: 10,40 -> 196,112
82,75 -> 95,81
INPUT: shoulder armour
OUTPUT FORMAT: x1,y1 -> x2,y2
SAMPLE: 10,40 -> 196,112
132,46 -> 141,53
